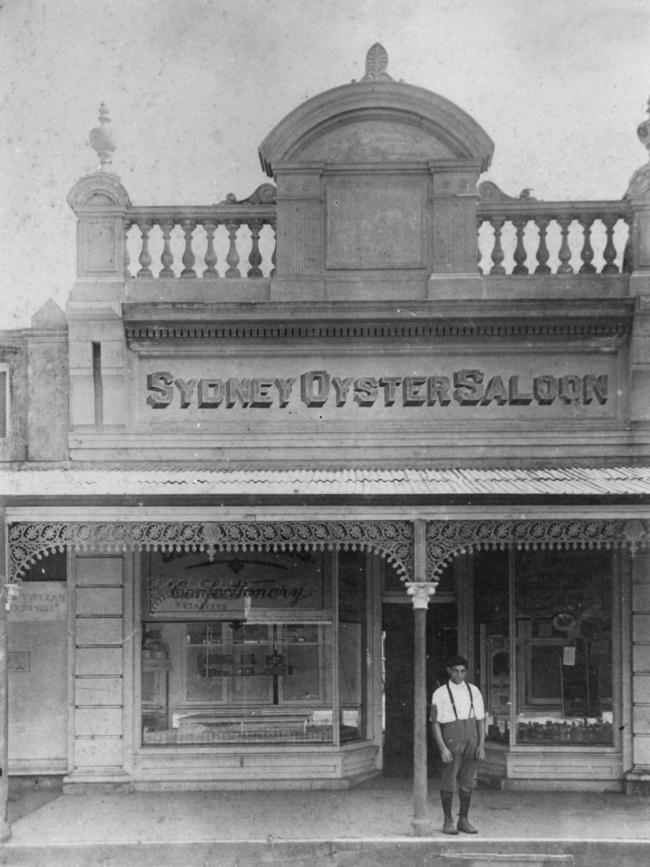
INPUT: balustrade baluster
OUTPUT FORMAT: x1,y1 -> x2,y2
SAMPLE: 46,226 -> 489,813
247,219 -> 264,278
225,220 -> 241,278
601,214 -> 619,274
512,217 -> 529,275
203,220 -> 219,278
180,219 -> 197,278
270,219 -> 277,278
477,217 -> 487,275
534,216 -> 551,274
136,220 -> 153,278
123,218 -> 132,279
489,216 -> 506,275
159,219 -> 175,277
578,215 -> 596,274
557,215 -> 574,274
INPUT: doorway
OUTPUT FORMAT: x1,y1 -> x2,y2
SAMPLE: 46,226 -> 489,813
382,602 -> 457,775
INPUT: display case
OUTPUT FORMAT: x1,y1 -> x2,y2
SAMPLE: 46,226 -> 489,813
141,620 -> 334,745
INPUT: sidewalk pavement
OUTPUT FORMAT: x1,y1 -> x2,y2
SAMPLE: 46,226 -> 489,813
2,776 -> 649,866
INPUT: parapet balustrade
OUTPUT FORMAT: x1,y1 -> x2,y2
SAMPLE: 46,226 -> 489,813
123,187 -> 632,282
477,184 -> 631,277
125,185 -> 277,280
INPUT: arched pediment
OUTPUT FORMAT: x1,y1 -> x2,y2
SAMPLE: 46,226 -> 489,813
259,81 -> 494,175
66,172 -> 132,211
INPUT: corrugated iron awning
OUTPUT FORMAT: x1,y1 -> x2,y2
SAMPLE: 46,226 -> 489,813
1,465 -> 650,498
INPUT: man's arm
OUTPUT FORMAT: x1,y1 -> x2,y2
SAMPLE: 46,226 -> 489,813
431,703 -> 452,763
474,687 -> 486,760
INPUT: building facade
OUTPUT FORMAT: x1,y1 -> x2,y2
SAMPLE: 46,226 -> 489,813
2,48 -> 650,826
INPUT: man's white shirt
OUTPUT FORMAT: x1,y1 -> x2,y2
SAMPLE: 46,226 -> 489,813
431,680 -> 485,724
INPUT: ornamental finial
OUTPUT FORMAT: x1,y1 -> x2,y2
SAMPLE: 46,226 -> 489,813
88,102 -> 116,171
636,96 -> 650,160
361,43 -> 393,82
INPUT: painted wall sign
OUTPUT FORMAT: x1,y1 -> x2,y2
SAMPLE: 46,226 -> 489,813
146,369 -> 609,411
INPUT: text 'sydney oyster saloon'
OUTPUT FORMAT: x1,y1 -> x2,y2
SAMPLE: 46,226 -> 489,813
145,369 -> 609,410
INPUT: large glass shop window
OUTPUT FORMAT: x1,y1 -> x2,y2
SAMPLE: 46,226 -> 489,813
475,548 -> 614,748
140,548 -> 367,747
338,551 -> 367,741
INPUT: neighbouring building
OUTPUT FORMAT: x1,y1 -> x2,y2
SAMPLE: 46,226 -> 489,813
2,47 -> 650,832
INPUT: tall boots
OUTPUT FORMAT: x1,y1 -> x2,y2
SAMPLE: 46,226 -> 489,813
440,791 -> 458,835
441,789 -> 479,835
457,788 -> 478,834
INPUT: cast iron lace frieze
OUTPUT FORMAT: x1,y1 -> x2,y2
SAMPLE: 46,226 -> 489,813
7,520 -> 414,582
7,518 -> 650,585
425,518 -> 649,577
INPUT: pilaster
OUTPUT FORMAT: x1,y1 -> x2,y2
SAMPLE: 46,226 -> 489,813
66,118 -> 131,437
626,549 -> 650,793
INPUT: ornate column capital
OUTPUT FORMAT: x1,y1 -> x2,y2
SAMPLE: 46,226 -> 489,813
405,581 -> 438,609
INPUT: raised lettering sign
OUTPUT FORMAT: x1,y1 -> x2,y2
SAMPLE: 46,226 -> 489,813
145,369 -> 608,411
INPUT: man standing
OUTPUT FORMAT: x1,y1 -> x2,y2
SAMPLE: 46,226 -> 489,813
431,654 -> 485,835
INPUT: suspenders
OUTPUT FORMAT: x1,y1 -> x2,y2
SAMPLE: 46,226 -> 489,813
446,681 -> 475,721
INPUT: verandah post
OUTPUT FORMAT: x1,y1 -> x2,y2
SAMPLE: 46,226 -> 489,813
0,505 -> 11,841
407,519 -> 437,837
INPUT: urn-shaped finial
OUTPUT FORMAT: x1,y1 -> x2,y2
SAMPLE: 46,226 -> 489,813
88,102 -> 116,171
636,96 -> 650,161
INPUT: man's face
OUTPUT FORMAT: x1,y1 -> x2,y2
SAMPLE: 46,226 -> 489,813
448,664 -> 467,684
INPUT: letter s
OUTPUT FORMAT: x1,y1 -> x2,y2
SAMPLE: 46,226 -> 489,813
453,369 -> 484,406
146,371 -> 174,408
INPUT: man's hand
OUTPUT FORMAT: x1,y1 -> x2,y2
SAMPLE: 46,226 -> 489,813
439,744 -> 452,764
475,745 -> 485,761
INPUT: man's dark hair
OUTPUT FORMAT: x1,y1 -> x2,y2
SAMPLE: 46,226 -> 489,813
446,654 -> 468,668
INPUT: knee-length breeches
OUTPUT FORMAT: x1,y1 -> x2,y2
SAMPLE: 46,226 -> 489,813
439,718 -> 479,792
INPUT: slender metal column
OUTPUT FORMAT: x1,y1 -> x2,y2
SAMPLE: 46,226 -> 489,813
0,506 -> 11,841
407,520 -> 437,837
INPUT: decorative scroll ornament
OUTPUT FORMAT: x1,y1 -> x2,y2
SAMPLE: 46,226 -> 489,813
361,43 -> 393,82
477,180 -> 538,202
88,103 -> 116,171
426,519 -> 650,578
220,184 -> 277,205
7,520 -> 414,583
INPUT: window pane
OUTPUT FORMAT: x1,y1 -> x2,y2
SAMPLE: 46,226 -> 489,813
339,621 -> 363,740
514,550 -> 613,746
474,551 -> 510,743
141,621 -> 334,746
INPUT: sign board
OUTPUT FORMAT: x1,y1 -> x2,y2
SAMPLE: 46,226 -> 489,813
139,351 -> 616,425
144,550 -> 328,619
8,582 -> 66,622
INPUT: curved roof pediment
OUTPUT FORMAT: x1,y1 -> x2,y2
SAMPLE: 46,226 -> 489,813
259,79 -> 494,175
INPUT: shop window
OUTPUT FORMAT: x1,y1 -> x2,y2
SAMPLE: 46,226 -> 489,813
514,550 -> 613,745
140,548 -> 370,747
338,550 -> 368,740
475,548 -> 614,748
